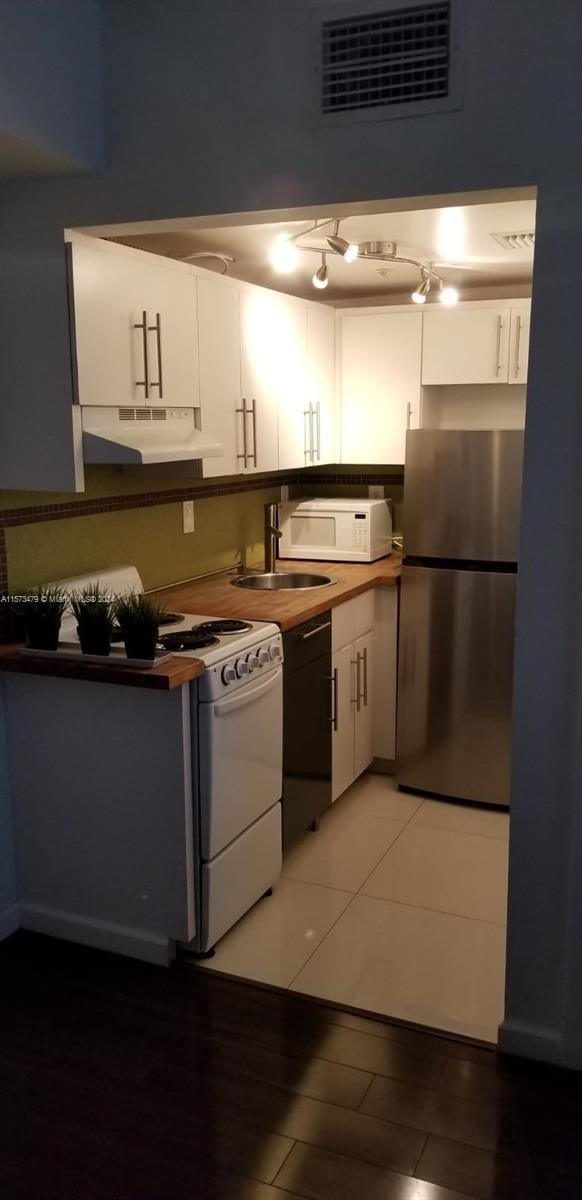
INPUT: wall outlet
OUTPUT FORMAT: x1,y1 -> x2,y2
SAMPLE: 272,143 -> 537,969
280,485 -> 289,503
368,485 -> 385,499
182,501 -> 195,534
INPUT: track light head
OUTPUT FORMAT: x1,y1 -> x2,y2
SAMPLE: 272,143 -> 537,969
327,234 -> 359,263
411,273 -> 431,304
270,235 -> 300,274
438,283 -> 460,306
312,254 -> 329,289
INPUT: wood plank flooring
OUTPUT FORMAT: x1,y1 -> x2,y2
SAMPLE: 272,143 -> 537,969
1,932 -> 581,1199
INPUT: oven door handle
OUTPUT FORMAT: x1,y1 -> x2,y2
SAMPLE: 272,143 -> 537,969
212,667 -> 281,715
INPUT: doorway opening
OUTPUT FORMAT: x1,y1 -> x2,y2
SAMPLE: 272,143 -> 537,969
84,186 -> 537,1046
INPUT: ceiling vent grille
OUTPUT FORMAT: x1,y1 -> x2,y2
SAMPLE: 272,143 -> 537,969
321,1 -> 450,114
491,231 -> 535,252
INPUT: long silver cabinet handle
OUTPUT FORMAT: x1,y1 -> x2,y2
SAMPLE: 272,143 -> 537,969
362,646 -> 368,706
325,669 -> 339,731
316,402 -> 321,461
250,397 -> 258,467
134,310 -> 150,398
514,315 -> 522,377
495,315 -> 504,375
236,398 -> 248,466
148,313 -> 164,399
304,407 -> 311,463
299,620 -> 331,642
351,653 -> 361,712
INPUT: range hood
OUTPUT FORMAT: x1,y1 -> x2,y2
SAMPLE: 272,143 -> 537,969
82,407 -> 223,465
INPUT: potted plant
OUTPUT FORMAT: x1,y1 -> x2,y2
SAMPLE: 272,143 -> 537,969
71,584 -> 115,656
113,592 -> 165,661
13,586 -> 67,651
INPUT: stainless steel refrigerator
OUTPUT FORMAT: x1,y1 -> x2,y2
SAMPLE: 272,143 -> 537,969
397,430 -> 523,808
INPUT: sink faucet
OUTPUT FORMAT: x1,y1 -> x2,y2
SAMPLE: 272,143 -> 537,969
264,502 -> 283,573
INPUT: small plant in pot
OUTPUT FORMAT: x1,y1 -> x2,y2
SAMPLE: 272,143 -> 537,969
114,592 -> 165,661
13,586 -> 67,651
71,584 -> 115,656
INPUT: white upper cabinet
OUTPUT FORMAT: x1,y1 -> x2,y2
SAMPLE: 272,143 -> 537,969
339,311 -> 422,464
69,235 -> 199,408
306,304 -> 336,465
239,288 -> 279,474
197,275 -> 241,478
422,303 -> 531,385
274,294 -> 309,471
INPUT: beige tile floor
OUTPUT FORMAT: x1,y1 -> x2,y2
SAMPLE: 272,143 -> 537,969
200,773 -> 509,1044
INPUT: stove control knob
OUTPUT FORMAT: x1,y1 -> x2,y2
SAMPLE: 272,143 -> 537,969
235,658 -> 250,678
221,665 -> 237,685
258,647 -> 270,667
246,653 -> 260,672
269,643 -> 282,662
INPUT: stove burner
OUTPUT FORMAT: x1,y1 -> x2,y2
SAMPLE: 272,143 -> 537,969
193,619 -> 253,635
110,611 -> 184,645
158,632 -> 220,652
158,612 -> 185,627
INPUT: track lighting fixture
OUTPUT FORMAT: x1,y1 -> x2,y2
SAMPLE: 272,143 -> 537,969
411,272 -> 431,304
269,220 -> 461,305
312,254 -> 329,289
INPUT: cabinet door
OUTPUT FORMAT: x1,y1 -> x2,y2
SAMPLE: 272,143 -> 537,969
276,294 -> 309,470
198,276 -> 241,478
353,630 -> 374,779
332,643 -> 355,802
508,304 -> 530,384
239,289 -> 279,473
70,239 -> 198,409
340,312 -> 422,464
422,307 -> 511,385
306,304 -> 336,465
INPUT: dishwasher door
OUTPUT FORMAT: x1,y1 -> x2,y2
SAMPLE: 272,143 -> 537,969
397,565 -> 516,807
282,613 -> 332,847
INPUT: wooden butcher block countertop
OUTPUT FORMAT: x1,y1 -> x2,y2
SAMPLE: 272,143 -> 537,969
0,644 -> 204,690
155,555 -> 401,632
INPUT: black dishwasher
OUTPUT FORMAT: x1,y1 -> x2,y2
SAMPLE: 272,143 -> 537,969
282,612 -> 332,848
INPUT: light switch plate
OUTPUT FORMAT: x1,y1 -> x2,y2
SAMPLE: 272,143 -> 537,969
368,485 -> 385,499
182,501 -> 195,534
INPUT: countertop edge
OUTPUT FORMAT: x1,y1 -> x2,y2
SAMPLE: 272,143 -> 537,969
0,646 -> 204,690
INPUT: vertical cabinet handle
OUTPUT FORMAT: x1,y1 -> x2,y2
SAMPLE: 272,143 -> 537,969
406,401 -> 412,430
315,402 -> 321,461
514,315 -> 522,378
249,398 -> 258,468
304,406 -> 312,463
495,314 -> 504,375
236,398 -> 248,467
326,669 -> 339,731
361,646 -> 368,707
148,313 -> 164,399
134,310 -> 150,398
351,653 -> 361,712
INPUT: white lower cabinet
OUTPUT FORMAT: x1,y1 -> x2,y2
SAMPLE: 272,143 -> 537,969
331,593 -> 375,802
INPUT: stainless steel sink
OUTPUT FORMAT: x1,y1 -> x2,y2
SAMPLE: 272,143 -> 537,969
232,572 -> 334,591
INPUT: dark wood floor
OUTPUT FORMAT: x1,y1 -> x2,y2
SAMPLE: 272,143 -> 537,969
1,933 -> 582,1199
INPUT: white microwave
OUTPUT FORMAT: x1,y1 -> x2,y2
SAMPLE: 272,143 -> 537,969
278,498 -> 392,563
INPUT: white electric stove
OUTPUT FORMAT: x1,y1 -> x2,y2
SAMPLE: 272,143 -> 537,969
52,565 -> 284,956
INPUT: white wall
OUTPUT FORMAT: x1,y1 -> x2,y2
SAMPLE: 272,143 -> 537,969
0,684 -> 17,940
0,0 -> 581,1063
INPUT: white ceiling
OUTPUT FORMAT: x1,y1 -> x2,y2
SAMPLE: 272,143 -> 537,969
116,198 -> 536,303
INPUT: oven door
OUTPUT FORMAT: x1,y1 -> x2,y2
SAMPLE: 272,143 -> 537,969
197,665 -> 283,860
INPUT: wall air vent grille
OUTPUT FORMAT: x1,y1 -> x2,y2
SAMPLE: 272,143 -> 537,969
151,409 -> 167,421
119,408 -> 135,421
491,231 -> 535,252
321,1 -> 450,114
117,408 -> 169,422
